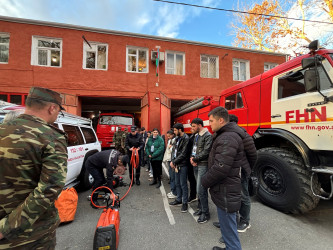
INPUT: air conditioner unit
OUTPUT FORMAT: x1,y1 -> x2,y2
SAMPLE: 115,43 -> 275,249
151,51 -> 164,62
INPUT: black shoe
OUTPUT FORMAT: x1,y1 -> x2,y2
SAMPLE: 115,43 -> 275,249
181,203 -> 188,213
237,221 -> 251,233
219,237 -> 225,244
197,213 -> 210,223
156,181 -> 161,188
213,221 -> 220,228
149,180 -> 157,186
136,180 -> 140,186
188,196 -> 198,203
193,210 -> 202,216
130,179 -> 135,185
169,200 -> 182,206
213,247 -> 225,250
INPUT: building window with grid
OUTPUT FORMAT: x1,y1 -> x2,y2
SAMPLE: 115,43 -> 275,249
126,47 -> 148,73
233,59 -> 250,81
200,54 -> 218,78
83,42 -> 108,70
31,36 -> 62,67
166,51 -> 185,75
264,63 -> 278,72
0,33 -> 10,63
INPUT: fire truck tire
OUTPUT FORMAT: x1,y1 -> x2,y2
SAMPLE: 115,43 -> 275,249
254,147 -> 320,214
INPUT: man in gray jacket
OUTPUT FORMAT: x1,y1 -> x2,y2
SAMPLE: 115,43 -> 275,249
190,118 -> 213,223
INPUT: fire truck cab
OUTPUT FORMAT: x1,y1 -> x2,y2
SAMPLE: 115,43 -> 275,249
176,41 -> 333,213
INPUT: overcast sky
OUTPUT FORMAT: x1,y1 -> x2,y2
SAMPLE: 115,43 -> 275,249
0,0 -> 332,52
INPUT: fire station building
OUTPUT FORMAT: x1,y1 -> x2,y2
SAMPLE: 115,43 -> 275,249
0,15 -> 286,134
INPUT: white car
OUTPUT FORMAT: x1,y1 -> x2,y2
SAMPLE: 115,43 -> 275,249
0,102 -> 101,189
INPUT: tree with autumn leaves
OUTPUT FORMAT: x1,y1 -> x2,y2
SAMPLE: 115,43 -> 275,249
232,0 -> 333,55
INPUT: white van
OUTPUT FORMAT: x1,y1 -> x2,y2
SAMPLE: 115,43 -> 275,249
0,102 -> 101,189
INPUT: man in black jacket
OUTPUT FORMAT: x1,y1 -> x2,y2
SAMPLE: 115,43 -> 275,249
125,126 -> 144,185
169,123 -> 190,213
202,107 -> 243,250
190,118 -> 212,224
212,114 -> 257,234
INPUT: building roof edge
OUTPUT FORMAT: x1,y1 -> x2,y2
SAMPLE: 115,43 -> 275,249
0,15 -> 287,56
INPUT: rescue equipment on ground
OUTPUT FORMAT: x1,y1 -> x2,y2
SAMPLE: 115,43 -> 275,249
91,186 -> 120,250
54,187 -> 78,223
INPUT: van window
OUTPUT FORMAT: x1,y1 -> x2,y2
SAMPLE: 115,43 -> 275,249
225,92 -> 244,110
81,127 -> 97,144
63,125 -> 84,146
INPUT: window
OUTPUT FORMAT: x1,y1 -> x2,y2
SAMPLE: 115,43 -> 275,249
201,55 -> 218,78
32,36 -> 62,67
0,33 -> 9,63
264,63 -> 278,72
225,92 -> 244,110
233,59 -> 249,81
166,51 -> 185,75
62,125 -> 84,146
83,42 -> 108,70
81,127 -> 97,144
278,65 -> 332,99
126,47 -> 148,73
99,115 -> 133,125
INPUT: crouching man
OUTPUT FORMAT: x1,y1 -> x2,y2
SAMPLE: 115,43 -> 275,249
201,107 -> 243,250
86,149 -> 128,206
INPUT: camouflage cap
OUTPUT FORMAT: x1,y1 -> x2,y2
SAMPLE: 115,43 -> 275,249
27,87 -> 65,110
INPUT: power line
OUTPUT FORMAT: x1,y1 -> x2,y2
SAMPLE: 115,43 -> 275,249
153,0 -> 333,25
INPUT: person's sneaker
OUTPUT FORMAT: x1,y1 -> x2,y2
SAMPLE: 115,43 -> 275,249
149,173 -> 153,178
212,246 -> 226,250
213,222 -> 220,228
167,192 -> 177,199
145,169 -> 149,172
237,221 -> 251,232
181,203 -> 188,213
193,209 -> 202,216
188,196 -> 198,203
169,200 -> 182,206
197,213 -> 210,223
219,237 -> 225,244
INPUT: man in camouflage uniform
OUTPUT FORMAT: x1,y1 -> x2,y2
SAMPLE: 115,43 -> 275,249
113,126 -> 127,155
0,87 -> 68,249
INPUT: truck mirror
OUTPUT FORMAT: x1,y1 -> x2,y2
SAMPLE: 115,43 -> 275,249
302,57 -> 315,69
304,69 -> 318,92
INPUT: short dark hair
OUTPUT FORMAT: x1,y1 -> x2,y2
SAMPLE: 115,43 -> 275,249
140,127 -> 146,131
191,118 -> 203,126
229,114 -> 238,124
208,107 -> 229,122
119,155 -> 129,166
152,128 -> 160,134
167,130 -> 174,135
173,123 -> 184,132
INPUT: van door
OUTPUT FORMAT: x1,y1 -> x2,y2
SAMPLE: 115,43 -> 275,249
271,60 -> 333,151
60,124 -> 86,185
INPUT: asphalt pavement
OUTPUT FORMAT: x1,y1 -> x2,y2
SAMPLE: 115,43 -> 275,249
56,167 -> 333,250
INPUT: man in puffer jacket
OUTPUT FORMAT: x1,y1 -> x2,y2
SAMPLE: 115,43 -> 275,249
202,107 -> 243,250
229,114 -> 257,233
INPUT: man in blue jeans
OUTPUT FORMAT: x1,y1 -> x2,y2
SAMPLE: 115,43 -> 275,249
190,118 -> 212,224
164,130 -> 177,199
169,123 -> 189,213
202,107 -> 244,250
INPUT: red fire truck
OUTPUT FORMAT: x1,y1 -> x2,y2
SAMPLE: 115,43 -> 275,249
174,41 -> 333,213
96,112 -> 134,148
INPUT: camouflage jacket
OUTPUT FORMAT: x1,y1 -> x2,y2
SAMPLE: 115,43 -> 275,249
0,114 -> 68,247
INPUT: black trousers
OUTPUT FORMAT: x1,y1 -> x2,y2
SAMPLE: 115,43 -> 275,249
151,160 -> 162,181
187,163 -> 197,198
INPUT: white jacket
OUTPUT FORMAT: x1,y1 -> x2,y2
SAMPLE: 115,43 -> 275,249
163,137 -> 175,162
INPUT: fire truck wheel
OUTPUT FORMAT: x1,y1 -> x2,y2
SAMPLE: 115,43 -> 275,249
254,147 -> 320,214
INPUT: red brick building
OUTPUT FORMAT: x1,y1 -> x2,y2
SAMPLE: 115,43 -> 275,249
0,15 -> 286,134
